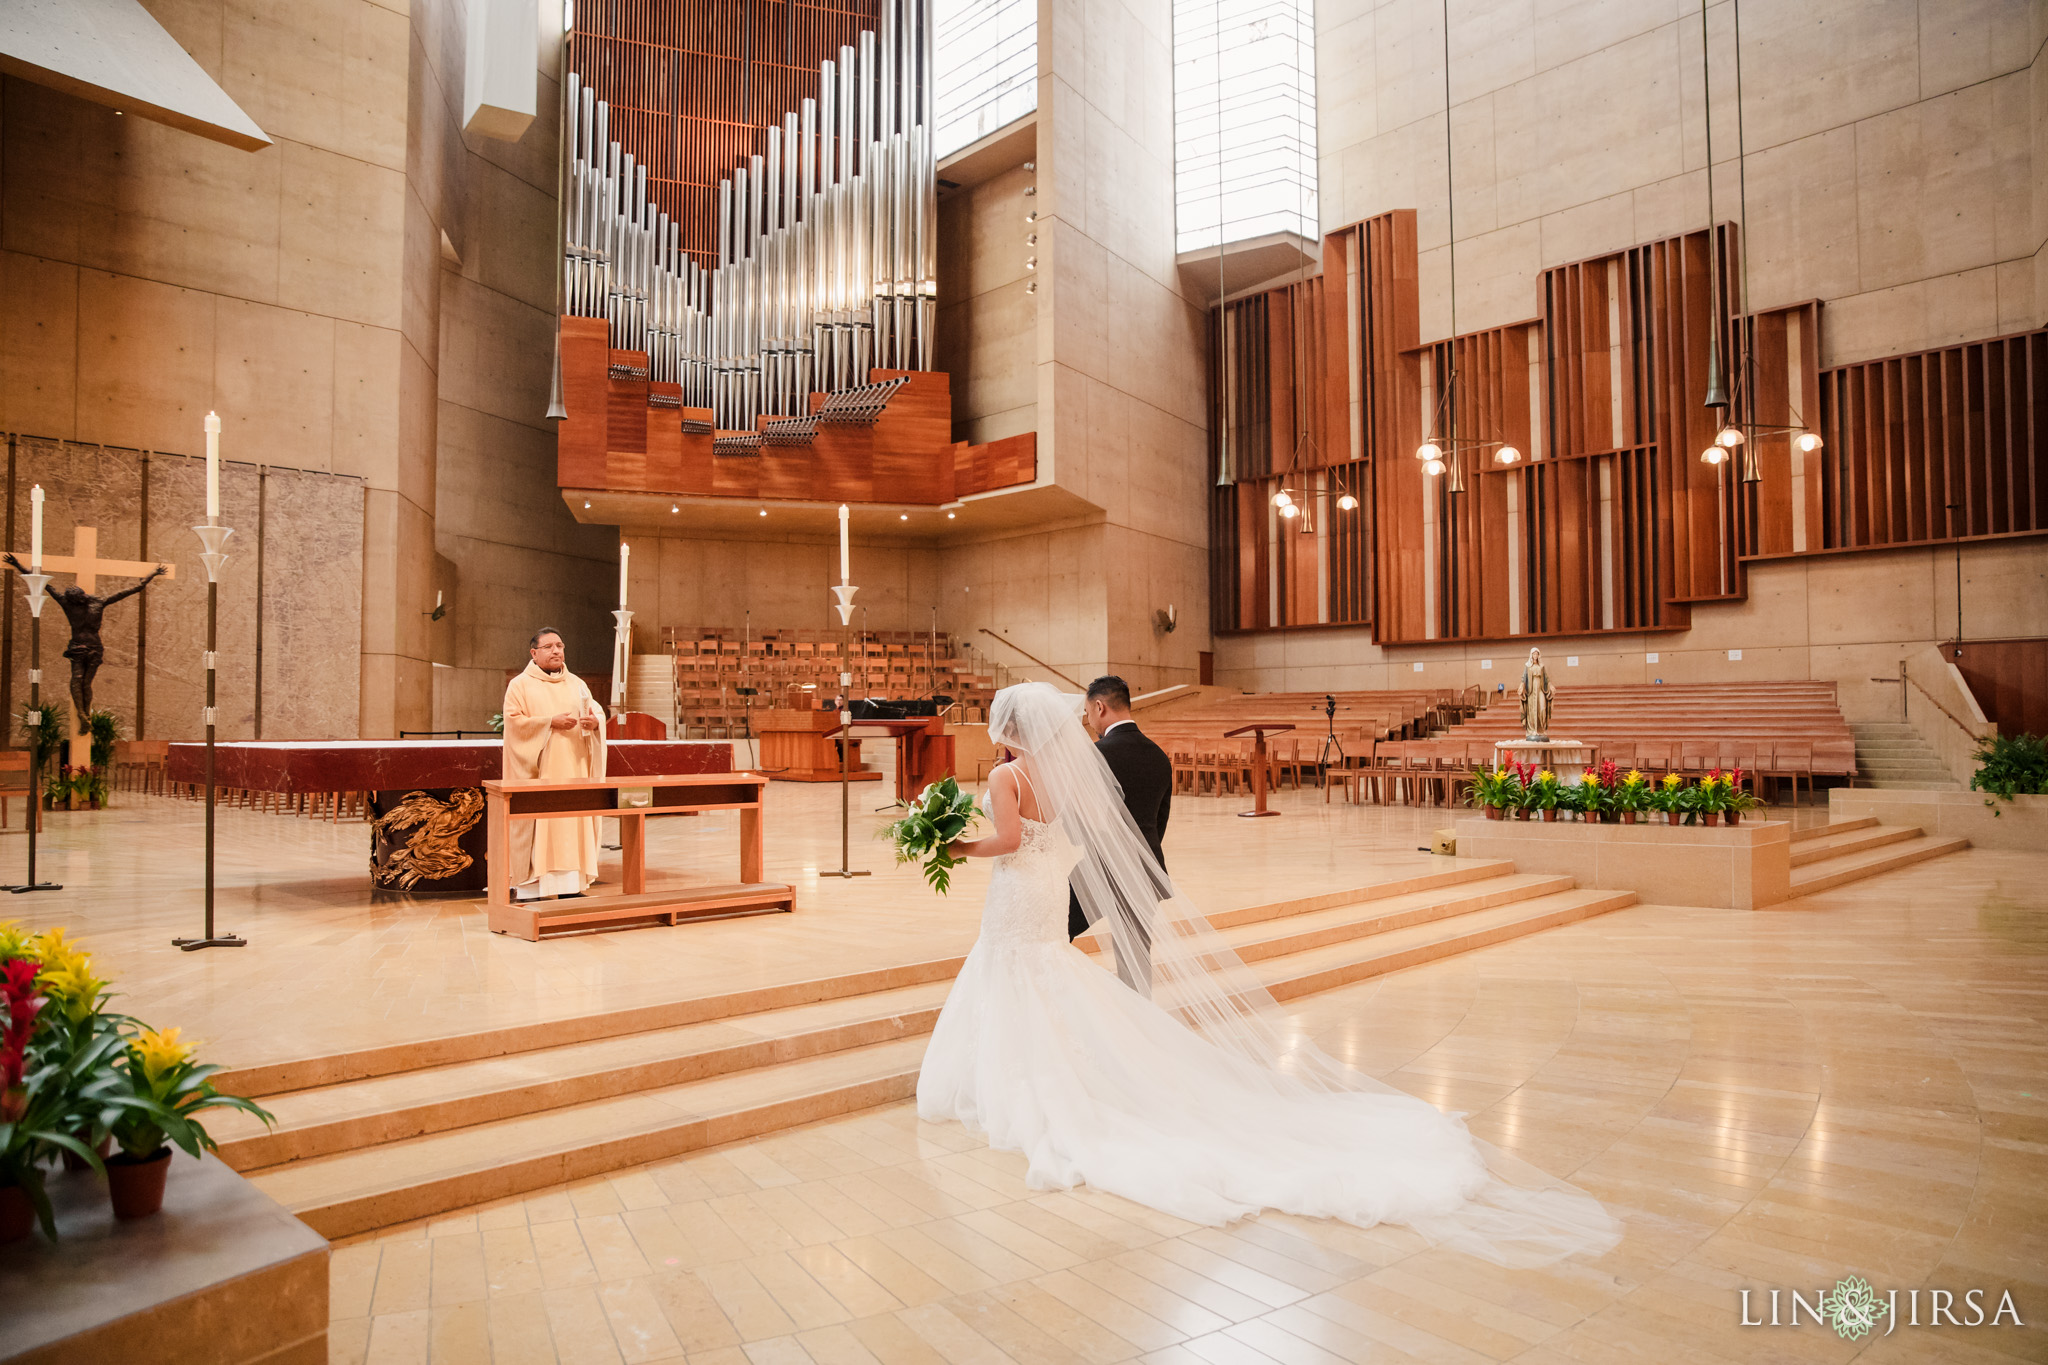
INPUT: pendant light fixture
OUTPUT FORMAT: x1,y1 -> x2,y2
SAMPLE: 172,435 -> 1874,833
1697,0 -> 1821,480
1419,0 -> 1518,488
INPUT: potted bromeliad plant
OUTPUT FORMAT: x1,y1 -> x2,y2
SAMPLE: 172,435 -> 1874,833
1650,773 -> 1684,824
103,1026 -> 274,1219
1573,769 -> 1608,822
1613,769 -> 1650,824
1467,766 -> 1514,819
1528,769 -> 1561,821
0,922 -> 273,1238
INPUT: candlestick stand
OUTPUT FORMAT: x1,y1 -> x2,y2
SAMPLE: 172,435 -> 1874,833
610,608 -> 633,710
822,584 -> 870,878
173,521 -> 245,950
5,572 -> 61,894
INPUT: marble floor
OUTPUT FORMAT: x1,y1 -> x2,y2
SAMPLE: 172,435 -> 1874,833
317,839 -> 2048,1365
2,780 -> 1518,1070
8,786 -> 2044,1363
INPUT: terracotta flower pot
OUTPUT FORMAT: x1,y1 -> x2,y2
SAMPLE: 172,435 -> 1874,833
1484,805 -> 1503,820
1725,809 -> 1742,825
61,1134 -> 112,1172
107,1148 -> 172,1220
1514,807 -> 1531,820
0,1184 -> 32,1244
1621,812 -> 1637,824
1541,808 -> 1557,821
1700,811 -> 1721,827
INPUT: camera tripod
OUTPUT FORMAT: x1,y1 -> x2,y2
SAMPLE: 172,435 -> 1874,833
1316,694 -> 1345,771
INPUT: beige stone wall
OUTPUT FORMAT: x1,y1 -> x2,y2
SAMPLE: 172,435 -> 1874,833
624,536 -> 945,644
936,162 -> 1040,445
1318,0 -> 2045,358
0,0 -> 614,740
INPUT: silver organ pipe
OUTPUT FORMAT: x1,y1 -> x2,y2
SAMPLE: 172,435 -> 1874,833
561,15 -> 939,431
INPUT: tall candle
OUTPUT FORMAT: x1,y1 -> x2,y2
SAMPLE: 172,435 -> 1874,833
204,411 -> 222,519
838,504 -> 850,583
29,485 -> 42,571
619,543 -> 630,608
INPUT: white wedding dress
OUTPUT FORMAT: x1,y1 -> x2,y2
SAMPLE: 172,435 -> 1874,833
918,801 -> 1524,1235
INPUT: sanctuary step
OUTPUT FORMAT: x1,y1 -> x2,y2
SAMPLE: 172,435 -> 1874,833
1788,825 -> 1970,896
220,859 -> 1637,1237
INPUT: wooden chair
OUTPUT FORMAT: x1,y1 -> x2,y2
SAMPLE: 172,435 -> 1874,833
0,750 -> 41,831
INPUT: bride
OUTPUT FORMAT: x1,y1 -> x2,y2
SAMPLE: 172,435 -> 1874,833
916,681 -> 1620,1265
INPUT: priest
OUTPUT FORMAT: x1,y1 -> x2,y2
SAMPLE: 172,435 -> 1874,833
502,626 -> 607,899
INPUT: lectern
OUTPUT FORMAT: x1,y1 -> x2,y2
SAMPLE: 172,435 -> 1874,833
1225,723 -> 1294,818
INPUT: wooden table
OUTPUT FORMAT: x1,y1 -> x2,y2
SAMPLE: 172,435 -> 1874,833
756,709 -> 882,782
1494,739 -> 1597,770
483,772 -> 793,941
1225,723 -> 1294,818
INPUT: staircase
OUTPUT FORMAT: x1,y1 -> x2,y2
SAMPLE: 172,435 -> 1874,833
212,863 -> 1636,1239
626,652 -> 676,734
1851,722 -> 1959,789
1788,815 -> 1968,895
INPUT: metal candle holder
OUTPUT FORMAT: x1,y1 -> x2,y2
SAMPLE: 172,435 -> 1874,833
822,584 -> 869,878
4,572 -> 61,894
611,608 -> 634,710
173,520 -> 245,950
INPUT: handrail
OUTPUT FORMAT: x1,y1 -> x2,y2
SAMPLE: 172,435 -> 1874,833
1905,670 -> 1988,743
976,629 -> 1084,689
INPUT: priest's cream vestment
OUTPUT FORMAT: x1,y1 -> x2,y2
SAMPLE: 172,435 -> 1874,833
502,661 -> 608,897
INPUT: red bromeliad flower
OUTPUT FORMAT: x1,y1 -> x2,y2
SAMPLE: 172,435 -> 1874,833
1597,759 -> 1619,788
1,956 -> 43,1092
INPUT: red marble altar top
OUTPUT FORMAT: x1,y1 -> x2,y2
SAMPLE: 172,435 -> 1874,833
164,740 -> 731,793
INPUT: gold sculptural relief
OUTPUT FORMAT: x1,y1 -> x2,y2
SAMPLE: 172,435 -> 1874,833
370,788 -> 486,889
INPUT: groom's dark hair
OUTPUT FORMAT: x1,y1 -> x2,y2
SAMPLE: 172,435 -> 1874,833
1086,675 -> 1132,711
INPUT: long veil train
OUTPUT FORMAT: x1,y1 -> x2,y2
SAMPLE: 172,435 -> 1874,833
966,681 -> 1621,1267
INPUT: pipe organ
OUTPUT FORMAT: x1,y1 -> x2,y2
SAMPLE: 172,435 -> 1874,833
561,0 -> 938,435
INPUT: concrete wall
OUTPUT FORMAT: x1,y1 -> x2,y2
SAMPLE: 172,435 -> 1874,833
1317,0 -> 2046,356
0,0 -> 614,740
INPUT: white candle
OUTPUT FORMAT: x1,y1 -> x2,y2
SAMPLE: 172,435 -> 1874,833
29,485 -> 42,571
204,411 -> 222,519
838,504 -> 850,583
619,543 -> 629,608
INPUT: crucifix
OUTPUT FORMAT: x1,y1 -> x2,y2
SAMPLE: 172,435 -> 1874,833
5,525 -> 176,766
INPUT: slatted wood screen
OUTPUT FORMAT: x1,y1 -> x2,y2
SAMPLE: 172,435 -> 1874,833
572,0 -> 881,271
1210,210 -> 2048,643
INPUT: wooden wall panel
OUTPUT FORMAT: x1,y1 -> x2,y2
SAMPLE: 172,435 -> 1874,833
1210,207 -> 2043,644
1950,638 -> 2048,737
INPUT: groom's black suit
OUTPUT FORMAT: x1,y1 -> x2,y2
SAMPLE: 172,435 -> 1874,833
1068,722 -> 1173,978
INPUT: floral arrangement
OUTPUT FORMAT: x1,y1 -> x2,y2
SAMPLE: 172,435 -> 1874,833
1466,765 -> 1521,812
1613,769 -> 1651,816
1528,769 -> 1561,813
882,777 -> 981,894
0,921 -> 273,1240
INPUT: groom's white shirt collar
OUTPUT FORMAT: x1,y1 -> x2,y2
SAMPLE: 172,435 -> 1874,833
1101,718 -> 1135,736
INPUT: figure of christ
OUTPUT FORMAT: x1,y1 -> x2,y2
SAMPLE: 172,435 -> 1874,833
501,627 -> 608,899
3,553 -> 166,723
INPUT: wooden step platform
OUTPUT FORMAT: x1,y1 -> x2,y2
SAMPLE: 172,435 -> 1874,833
226,860 -> 1641,1238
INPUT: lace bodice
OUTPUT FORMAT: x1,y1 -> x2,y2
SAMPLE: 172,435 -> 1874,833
977,796 -> 1072,948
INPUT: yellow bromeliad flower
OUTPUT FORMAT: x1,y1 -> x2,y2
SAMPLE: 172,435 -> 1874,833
31,925 -> 80,968
1662,773 -> 1682,789
1625,769 -> 1644,786
1536,770 -> 1555,784
0,919 -> 30,960
1580,770 -> 1599,785
37,961 -> 110,1023
133,1027 -> 194,1082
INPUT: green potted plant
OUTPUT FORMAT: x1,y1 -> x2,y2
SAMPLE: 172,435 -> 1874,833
1467,767 -> 1510,819
104,1027 -> 274,1220
1695,772 -> 1727,826
1,951 -> 132,1243
1573,770 -> 1606,822
1651,773 -> 1684,824
1530,769 -> 1561,821
1970,733 -> 2047,813
1614,769 -> 1650,824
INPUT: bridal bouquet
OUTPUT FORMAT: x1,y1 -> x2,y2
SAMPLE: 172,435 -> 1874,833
883,777 -> 980,894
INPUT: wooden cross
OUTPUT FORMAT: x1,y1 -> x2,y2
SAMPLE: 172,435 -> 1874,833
20,525 -> 175,589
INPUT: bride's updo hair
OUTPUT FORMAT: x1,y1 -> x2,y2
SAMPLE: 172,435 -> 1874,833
987,682 -> 1082,755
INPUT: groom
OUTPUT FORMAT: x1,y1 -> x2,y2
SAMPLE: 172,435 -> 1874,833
1069,675 -> 1172,991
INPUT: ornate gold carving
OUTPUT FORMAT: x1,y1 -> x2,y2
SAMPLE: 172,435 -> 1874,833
371,787 -> 485,889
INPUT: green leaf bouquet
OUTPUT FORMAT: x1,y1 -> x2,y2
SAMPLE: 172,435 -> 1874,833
882,777 -> 981,894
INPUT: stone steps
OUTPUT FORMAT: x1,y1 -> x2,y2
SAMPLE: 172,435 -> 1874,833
1789,829 -> 1970,895
227,862 -> 1638,1238
1788,823 -> 1921,868
1851,723 -> 1958,790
